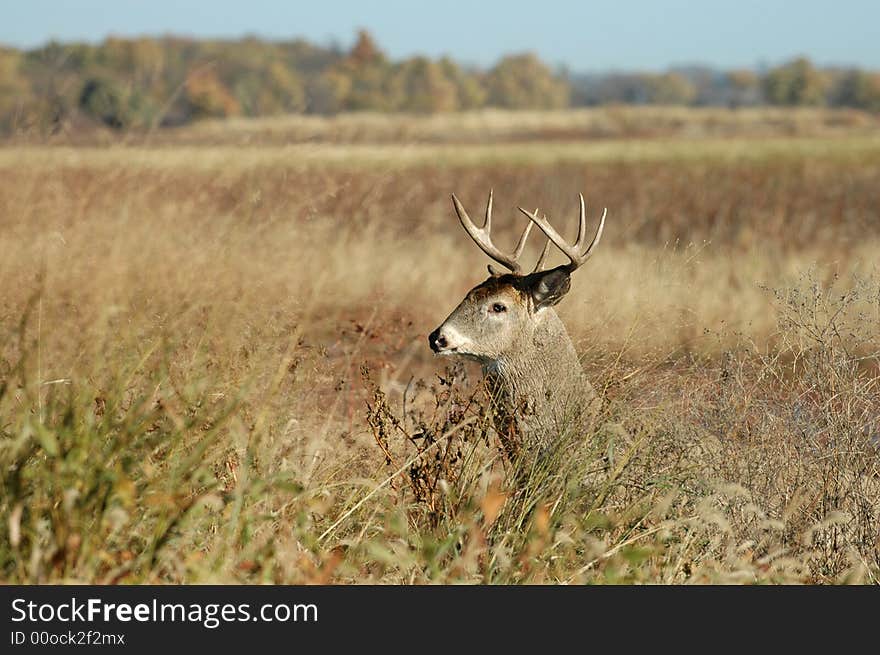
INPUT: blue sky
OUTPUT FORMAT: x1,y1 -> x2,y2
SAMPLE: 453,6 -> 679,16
3,1 -> 878,71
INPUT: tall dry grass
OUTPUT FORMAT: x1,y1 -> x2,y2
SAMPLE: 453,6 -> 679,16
1,120 -> 879,583
23,105 -> 880,146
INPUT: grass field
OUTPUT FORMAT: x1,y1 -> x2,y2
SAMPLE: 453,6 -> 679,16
2,107 -> 880,584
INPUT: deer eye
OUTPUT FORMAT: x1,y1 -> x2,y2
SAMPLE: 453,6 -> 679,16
490,302 -> 507,313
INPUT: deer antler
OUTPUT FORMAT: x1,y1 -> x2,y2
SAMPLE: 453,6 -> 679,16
452,190 -> 548,275
517,193 -> 606,274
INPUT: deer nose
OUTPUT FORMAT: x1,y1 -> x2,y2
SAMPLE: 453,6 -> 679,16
429,328 -> 447,353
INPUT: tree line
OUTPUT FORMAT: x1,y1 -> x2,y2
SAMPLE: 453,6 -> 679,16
0,30 -> 878,135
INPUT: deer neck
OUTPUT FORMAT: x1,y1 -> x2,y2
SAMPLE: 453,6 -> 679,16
484,309 -> 595,445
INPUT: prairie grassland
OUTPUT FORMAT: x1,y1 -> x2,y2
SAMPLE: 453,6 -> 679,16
1,115 -> 880,584
39,105 -> 880,146
6,132 -> 880,172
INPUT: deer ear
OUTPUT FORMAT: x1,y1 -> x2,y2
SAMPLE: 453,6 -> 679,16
527,268 -> 571,310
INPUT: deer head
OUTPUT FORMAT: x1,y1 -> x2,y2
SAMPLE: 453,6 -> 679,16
428,191 -> 606,365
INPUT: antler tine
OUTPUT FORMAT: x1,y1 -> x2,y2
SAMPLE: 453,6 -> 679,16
511,218 -> 535,260
484,188 -> 493,232
451,191 -> 526,274
576,193 -> 587,246
517,194 -> 607,274
526,206 -> 552,273
533,238 -> 552,273
583,206 -> 607,262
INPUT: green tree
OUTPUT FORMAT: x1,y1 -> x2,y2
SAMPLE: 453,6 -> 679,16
389,57 -> 459,112
832,70 -> 880,111
18,40 -> 83,134
79,77 -> 128,128
184,68 -> 240,118
643,73 -> 697,105
438,57 -> 486,109
234,61 -> 306,115
331,30 -> 393,111
305,70 -> 351,114
763,57 -> 828,106
485,53 -> 570,109
726,69 -> 761,106
0,48 -> 30,130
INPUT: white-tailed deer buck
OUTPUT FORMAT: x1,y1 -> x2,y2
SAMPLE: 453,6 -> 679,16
429,191 -> 606,455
